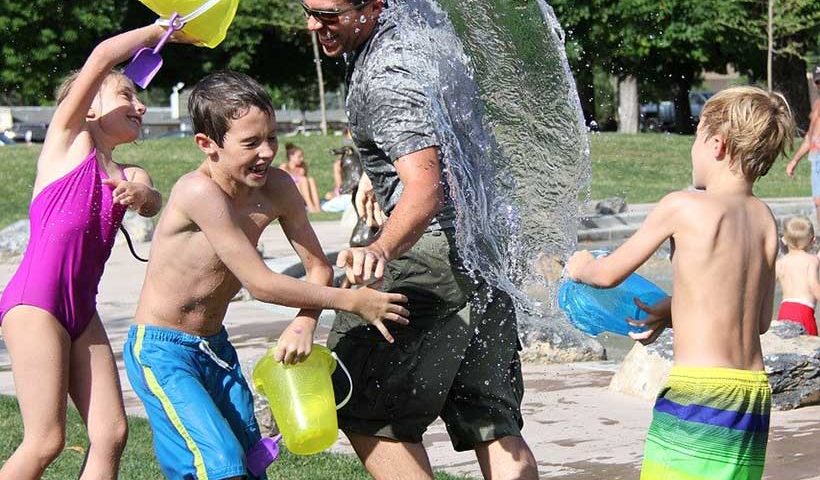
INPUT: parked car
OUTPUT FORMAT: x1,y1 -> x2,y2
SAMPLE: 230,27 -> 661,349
640,91 -> 714,131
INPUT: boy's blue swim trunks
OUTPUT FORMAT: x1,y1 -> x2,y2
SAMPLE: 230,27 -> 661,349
124,324 -> 266,480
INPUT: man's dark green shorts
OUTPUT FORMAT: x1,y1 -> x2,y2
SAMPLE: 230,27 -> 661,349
328,230 -> 524,451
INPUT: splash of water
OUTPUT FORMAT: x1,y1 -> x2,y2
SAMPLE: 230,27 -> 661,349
379,1 -> 592,346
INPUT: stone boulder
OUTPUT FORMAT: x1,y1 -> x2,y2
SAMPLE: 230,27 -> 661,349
594,197 -> 628,215
519,313 -> 607,363
761,322 -> 820,410
609,321 -> 820,410
0,220 -> 29,262
608,330 -> 673,400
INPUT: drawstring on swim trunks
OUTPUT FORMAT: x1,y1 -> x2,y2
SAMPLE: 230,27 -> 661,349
198,341 -> 233,371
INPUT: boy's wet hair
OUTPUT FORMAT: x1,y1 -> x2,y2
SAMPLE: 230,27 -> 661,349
188,71 -> 274,147
783,216 -> 814,250
55,70 -> 133,105
699,86 -> 796,182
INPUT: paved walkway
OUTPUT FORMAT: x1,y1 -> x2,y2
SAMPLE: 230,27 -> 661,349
1,217 -> 819,479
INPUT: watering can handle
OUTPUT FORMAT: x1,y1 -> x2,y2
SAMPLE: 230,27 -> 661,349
155,0 -> 222,27
331,352 -> 353,410
152,13 -> 182,54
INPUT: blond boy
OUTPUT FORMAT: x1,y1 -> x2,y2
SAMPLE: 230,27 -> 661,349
567,86 -> 795,480
775,216 -> 820,335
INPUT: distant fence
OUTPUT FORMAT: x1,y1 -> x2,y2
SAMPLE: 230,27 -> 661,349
2,106 -> 349,141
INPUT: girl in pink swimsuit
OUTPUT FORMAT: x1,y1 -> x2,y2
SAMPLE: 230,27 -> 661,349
0,25 -> 192,477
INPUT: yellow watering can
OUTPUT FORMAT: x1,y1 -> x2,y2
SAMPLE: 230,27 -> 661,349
138,0 -> 239,48
252,344 -> 352,455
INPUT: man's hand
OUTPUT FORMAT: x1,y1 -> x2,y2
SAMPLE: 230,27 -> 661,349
627,297 -> 672,345
565,250 -> 596,281
103,177 -> 153,212
355,174 -> 387,227
274,317 -> 316,364
337,244 -> 390,285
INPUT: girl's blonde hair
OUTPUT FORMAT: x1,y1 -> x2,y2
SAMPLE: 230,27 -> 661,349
783,216 -> 814,250
699,86 -> 796,181
55,70 -> 132,105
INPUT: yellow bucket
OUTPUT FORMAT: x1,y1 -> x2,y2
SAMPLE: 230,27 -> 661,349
138,0 -> 239,48
252,344 -> 352,455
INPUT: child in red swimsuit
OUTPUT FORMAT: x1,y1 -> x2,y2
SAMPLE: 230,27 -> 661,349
775,216 -> 820,335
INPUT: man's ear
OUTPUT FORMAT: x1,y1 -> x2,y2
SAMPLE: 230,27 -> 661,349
194,133 -> 218,155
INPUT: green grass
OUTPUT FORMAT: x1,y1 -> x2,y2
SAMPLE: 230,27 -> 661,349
0,134 -> 346,229
0,395 -> 473,479
589,133 -> 809,202
0,133 -> 810,229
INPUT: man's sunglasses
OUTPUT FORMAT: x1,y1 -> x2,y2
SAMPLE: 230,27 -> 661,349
301,0 -> 374,23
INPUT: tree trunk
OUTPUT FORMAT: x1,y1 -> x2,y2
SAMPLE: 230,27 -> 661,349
618,75 -> 639,134
311,31 -> 328,135
773,55 -> 811,132
673,77 -> 694,135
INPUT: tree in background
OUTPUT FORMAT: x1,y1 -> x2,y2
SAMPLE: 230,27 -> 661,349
0,0 -> 128,104
554,0 -> 819,134
550,0 -> 611,128
0,0 -> 346,109
723,0 -> 820,131
554,0 -> 730,134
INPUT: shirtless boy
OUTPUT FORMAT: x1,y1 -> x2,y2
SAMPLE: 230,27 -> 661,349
567,86 -> 795,480
775,216 -> 820,335
123,71 -> 407,480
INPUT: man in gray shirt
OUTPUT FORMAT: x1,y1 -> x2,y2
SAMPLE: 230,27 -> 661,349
303,1 -> 538,478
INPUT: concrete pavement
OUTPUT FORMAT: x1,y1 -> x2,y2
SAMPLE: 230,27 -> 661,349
1,216 -> 819,479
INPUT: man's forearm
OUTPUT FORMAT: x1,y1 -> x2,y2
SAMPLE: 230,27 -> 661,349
371,185 -> 441,261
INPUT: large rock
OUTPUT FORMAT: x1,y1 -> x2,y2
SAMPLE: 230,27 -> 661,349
519,313 -> 606,363
762,322 -> 820,410
608,330 -> 673,400
0,220 -> 29,262
609,321 -> 820,410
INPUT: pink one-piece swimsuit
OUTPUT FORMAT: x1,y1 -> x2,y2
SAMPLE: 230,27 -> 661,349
0,149 -> 126,340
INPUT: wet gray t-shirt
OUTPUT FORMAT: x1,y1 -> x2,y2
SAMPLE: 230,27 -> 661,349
345,14 -> 456,232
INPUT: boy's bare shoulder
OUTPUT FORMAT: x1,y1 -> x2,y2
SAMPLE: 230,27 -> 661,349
262,167 -> 304,205
747,195 -> 777,226
266,166 -> 294,188
656,190 -> 707,217
169,170 -> 226,209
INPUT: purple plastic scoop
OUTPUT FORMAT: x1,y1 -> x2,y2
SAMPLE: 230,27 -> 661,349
246,434 -> 281,477
124,13 -> 183,89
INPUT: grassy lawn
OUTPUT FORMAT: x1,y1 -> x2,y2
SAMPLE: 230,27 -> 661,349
0,395 -> 473,480
590,133 -> 809,202
0,132 -> 809,229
